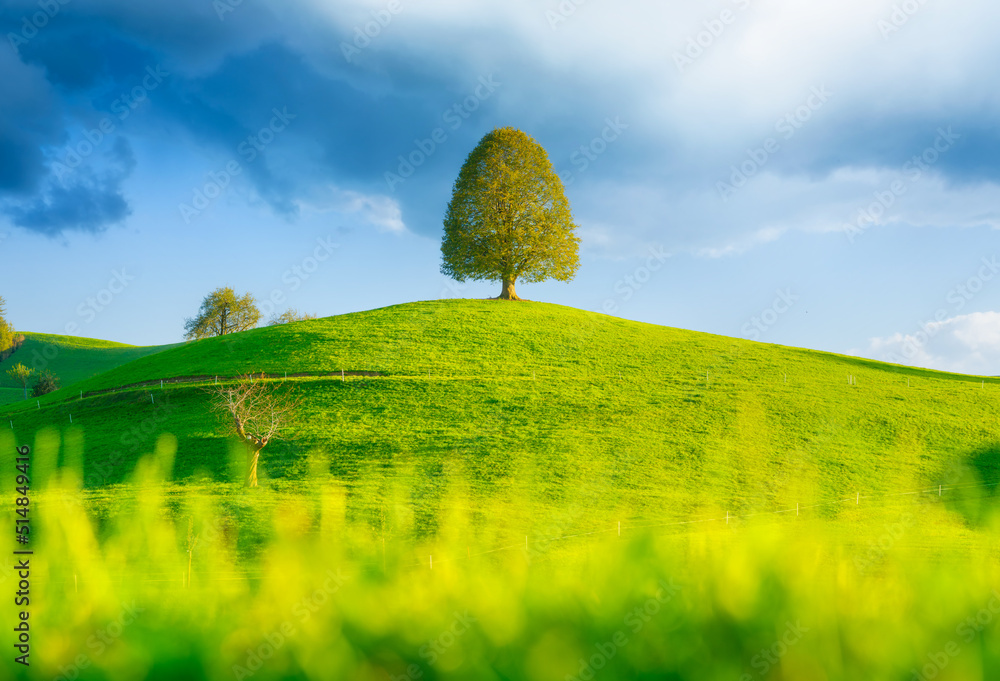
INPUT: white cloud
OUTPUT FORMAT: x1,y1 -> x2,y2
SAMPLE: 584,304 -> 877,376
300,186 -> 407,234
566,164 -> 1000,260
697,225 -> 785,258
337,0 -> 1000,255
859,311 -> 1000,375
337,190 -> 407,233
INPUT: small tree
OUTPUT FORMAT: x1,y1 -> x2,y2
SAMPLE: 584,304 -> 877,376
6,363 -> 35,400
268,309 -> 317,326
185,287 -> 261,340
31,371 -> 60,397
209,373 -> 300,487
441,127 -> 580,300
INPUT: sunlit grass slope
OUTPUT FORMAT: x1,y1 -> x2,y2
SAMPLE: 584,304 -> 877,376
0,332 -> 177,406
3,302 -> 1000,680
3,299 -> 1000,529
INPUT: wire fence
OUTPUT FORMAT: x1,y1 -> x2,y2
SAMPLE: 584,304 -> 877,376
4,362 -> 997,420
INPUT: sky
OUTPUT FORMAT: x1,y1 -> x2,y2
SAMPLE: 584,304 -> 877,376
1,0 -> 999,374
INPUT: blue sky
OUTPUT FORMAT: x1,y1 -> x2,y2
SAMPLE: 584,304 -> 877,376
2,0 -> 999,374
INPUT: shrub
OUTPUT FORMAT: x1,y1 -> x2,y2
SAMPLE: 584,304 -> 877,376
31,370 -> 60,397
268,309 -> 317,325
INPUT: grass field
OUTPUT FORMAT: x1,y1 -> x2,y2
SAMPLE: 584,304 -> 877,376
2,300 -> 999,526
1,435 -> 999,680
0,333 -> 177,406
2,300 -> 1000,679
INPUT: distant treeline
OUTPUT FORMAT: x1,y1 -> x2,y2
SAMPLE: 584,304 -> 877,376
0,332 -> 24,362
0,295 -> 23,361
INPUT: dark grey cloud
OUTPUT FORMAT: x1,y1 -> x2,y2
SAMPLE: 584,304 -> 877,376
4,135 -> 135,235
0,46 -> 64,194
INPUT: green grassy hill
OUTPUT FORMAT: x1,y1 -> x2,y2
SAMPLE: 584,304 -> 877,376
2,299 -> 998,531
0,332 -> 177,406
4,300 -> 999,681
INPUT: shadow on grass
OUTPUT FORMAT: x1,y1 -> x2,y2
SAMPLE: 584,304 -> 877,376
942,443 -> 1000,527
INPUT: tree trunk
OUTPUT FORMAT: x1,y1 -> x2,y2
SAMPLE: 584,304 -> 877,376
497,276 -> 521,301
245,446 -> 261,488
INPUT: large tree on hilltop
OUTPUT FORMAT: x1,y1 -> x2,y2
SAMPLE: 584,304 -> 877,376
441,127 -> 580,300
184,287 -> 261,340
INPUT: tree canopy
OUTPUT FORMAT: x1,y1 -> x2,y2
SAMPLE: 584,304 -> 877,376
6,362 -> 35,400
441,127 -> 580,300
184,287 -> 261,340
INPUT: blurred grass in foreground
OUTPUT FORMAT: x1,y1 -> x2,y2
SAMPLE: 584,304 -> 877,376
1,433 -> 1000,680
